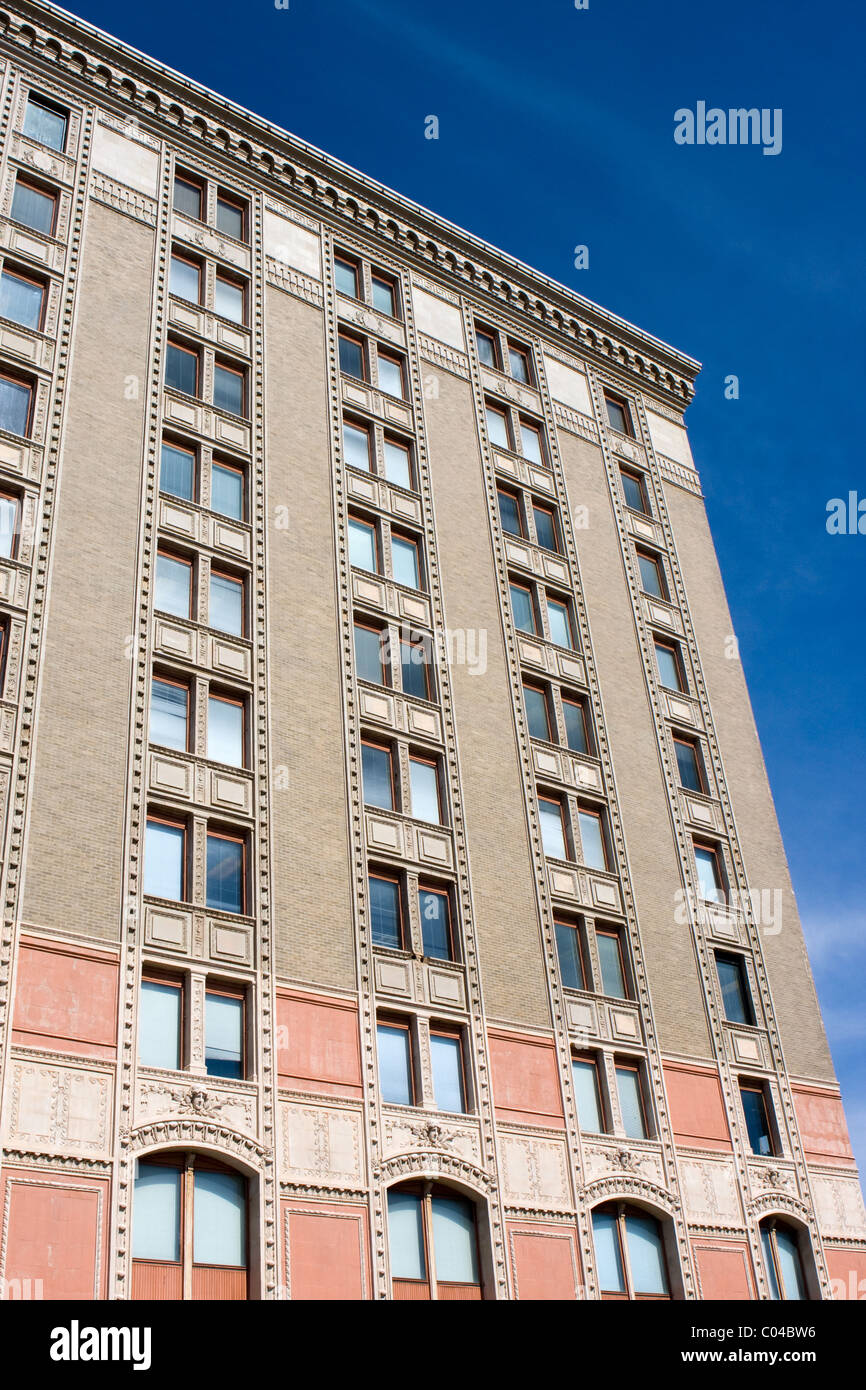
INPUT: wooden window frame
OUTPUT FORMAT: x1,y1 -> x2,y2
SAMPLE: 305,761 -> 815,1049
211,455 -> 247,522
210,568 -> 246,638
23,92 -> 69,152
371,269 -> 400,319
155,548 -> 193,621
715,951 -> 756,1026
343,415 -> 374,472
146,814 -> 188,902
430,1025 -> 468,1114
518,416 -> 547,466
523,680 -> 553,742
214,270 -> 248,325
377,348 -> 407,399
594,1201 -> 671,1300
206,828 -> 248,916
555,916 -> 589,991
739,1079 -> 778,1157
207,689 -> 246,769
377,1015 -> 416,1104
532,501 -> 560,553
615,1058 -> 651,1139
382,432 -> 415,490
577,803 -> 610,872
140,970 -> 185,1070
215,190 -> 248,242
620,466 -> 650,515
0,264 -> 47,330
509,580 -> 539,636
354,619 -> 389,687
399,636 -> 433,702
388,1182 -> 482,1300
160,436 -> 197,503
334,252 -> 362,300
166,339 -> 200,398
506,339 -> 533,385
408,752 -> 443,824
673,734 -> 707,793
595,925 -> 631,999
572,1052 -> 607,1133
497,487 -> 525,538
361,739 -> 397,812
169,250 -> 203,306
213,359 -> 246,418
0,617 -> 8,693
693,838 -> 727,902
475,323 -> 501,370
132,1153 -> 249,1298
561,693 -> 592,756
338,330 -> 368,382
418,883 -> 455,963
0,488 -> 21,560
204,980 -> 247,1080
760,1218 -> 809,1300
348,512 -> 381,575
546,592 -> 576,649
369,871 -> 405,950
636,548 -> 668,601
0,369 -> 34,438
654,637 -> 687,693
12,176 -> 58,237
485,400 -> 512,450
604,392 -> 634,437
173,171 -> 205,221
539,794 -> 571,861
150,673 -> 191,754
391,529 -> 423,590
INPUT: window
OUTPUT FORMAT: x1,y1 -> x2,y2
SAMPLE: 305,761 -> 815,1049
616,1061 -> 649,1138
349,515 -> 378,572
169,252 -> 201,304
212,459 -> 245,520
578,806 -> 608,871
165,340 -> 198,396
11,178 -> 56,236
533,503 -> 559,552
145,817 -> 186,900
716,952 -> 755,1025
0,618 -> 8,692
370,873 -> 403,948
592,1204 -> 670,1300
0,492 -> 20,559
215,274 -> 245,324
761,1220 -> 809,1301
573,1056 -> 605,1132
362,741 -> 394,811
392,533 -> 421,589
378,351 -> 406,398
387,1185 -> 481,1300
208,693 -> 244,767
150,677 -> 189,751
355,621 -> 388,685
409,756 -> 441,823
555,918 -> 587,990
344,418 -> 372,471
475,326 -> 499,369
605,393 -> 633,436
377,1019 -> 414,1104
400,636 -> 433,701
139,975 -> 182,1069
160,439 -> 195,502
562,696 -> 590,755
621,468 -> 650,515
597,927 -> 629,999
431,1029 -> 466,1112
497,489 -> 524,537
205,986 -> 245,1079
383,436 -> 413,489
547,596 -> 575,649
539,796 -> 568,860
523,682 -> 552,741
694,841 -> 726,904
637,550 -> 667,600
338,331 -> 366,380
674,736 -> 705,793
510,582 -> 537,635
132,1155 -> 247,1301
173,173 -> 204,220
335,255 -> 360,299
214,361 -> 245,416
507,342 -> 532,384
0,372 -> 33,437
519,419 -> 545,465
23,94 -> 68,152
485,403 -> 510,449
210,571 -> 244,637
0,267 -> 45,329
740,1081 -> 776,1156
654,639 -> 685,692
216,192 -> 246,241
206,831 -> 245,914
419,886 -> 453,961
372,272 -> 399,317
155,551 -> 192,619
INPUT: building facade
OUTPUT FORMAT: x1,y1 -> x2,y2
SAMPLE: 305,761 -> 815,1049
0,0 -> 862,1302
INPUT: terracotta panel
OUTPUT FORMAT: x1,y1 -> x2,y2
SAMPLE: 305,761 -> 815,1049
12,939 -> 118,1059
488,1030 -> 564,1127
277,991 -> 362,1098
510,1225 -> 581,1299
792,1084 -> 856,1165
664,1061 -> 732,1149
2,1174 -> 105,1299
692,1241 -> 755,1299
825,1247 -> 866,1301
285,1205 -> 368,1300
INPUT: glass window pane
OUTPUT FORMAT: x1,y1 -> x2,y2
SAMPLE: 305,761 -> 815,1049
392,536 -> 420,589
362,744 -> 393,810
151,678 -> 188,750
335,259 -> 359,298
563,700 -> 588,755
11,181 -> 54,235
378,354 -> 404,397
210,573 -> 243,635
573,1059 -> 603,1131
523,685 -> 550,741
548,600 -> 573,649
597,933 -> 627,998
370,877 -> 401,947
207,836 -> 244,914
508,346 -> 530,382
621,470 -> 647,512
510,585 -> 535,634
155,554 -> 190,617
606,397 -> 629,433
432,1195 -> 479,1283
349,518 -> 377,571
626,1214 -> 669,1295
372,276 -> 396,316
556,922 -> 585,990
339,335 -> 364,379
377,1024 -> 412,1104
617,1067 -> 647,1138
520,422 -> 543,463
133,1165 -> 181,1262
0,496 -> 19,558
384,439 -> 412,488
216,198 -> 244,240
0,271 -> 43,328
193,1169 -> 246,1266
160,441 -> 194,501
476,331 -> 497,367
23,97 -> 67,151
498,491 -> 522,536
762,1227 -> 782,1300
533,506 -> 558,551
431,1035 -> 464,1112
344,422 -> 371,471
592,1210 -> 625,1293
717,956 -> 751,1024
215,277 -> 244,323
486,407 -> 509,448
355,624 -> 385,684
212,463 -> 244,520
638,553 -> 664,598
775,1228 -> 807,1300
695,846 -> 724,903
145,821 -> 184,900
401,641 -> 431,701
579,810 -> 606,871
655,643 -> 682,691
410,759 -> 440,823
208,696 -> 243,767
166,343 -> 197,396
539,800 -> 567,859
139,981 -> 181,1069
387,1190 -> 426,1280
170,255 -> 200,302
419,889 -> 451,961
214,365 -> 243,415
173,177 -> 202,219
0,376 -> 31,435
675,740 -> 702,792
206,993 -> 243,1078
741,1086 -> 772,1155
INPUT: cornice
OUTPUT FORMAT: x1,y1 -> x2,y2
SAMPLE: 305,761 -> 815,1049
0,0 -> 700,406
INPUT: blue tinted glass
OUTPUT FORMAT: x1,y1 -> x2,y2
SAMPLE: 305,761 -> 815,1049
206,835 -> 243,914
370,876 -> 401,947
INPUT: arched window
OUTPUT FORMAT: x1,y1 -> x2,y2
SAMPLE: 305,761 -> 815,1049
760,1218 -> 810,1300
591,1202 -> 671,1299
387,1183 -> 482,1300
132,1152 -> 248,1300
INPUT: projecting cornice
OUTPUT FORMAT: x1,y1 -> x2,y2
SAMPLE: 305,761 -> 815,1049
0,0 -> 701,405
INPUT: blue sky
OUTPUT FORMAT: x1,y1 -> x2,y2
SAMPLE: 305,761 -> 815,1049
62,0 -> 864,1168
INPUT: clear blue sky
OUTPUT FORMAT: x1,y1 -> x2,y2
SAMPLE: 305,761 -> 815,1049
60,0 -> 864,1169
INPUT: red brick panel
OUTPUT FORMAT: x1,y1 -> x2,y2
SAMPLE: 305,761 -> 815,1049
12,936 -> 118,1060
276,990 -> 362,1098
825,1247 -> 866,1300
509,1223 -> 582,1299
664,1061 -> 732,1150
792,1084 -> 856,1166
284,1202 -> 369,1300
692,1240 -> 755,1299
1,1172 -> 108,1299
488,1029 -> 565,1128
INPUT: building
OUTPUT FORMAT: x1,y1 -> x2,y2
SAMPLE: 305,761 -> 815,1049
0,0 -> 862,1304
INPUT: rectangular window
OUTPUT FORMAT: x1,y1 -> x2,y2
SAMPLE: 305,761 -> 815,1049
674,736 -> 705,793
597,928 -> 629,999
392,533 -> 421,589
562,696 -> 590,755
555,918 -> 586,990
519,419 -> 544,464
0,373 -> 33,437
216,192 -> 246,241
654,639 -> 685,692
208,694 -> 244,767
377,1020 -> 413,1104
0,492 -> 19,559
214,362 -> 245,416
497,489 -> 524,537
510,582 -> 537,635
0,267 -> 45,329
578,806 -> 608,871
637,550 -> 667,600
339,332 -> 366,380
475,327 -> 499,369
206,832 -> 245,914
150,677 -> 189,751
533,503 -> 559,552
169,252 -> 201,303
144,817 -> 186,900
215,274 -> 245,324
173,173 -> 203,220
362,742 -> 394,811
334,255 -> 360,299
523,682 -> 552,741
210,571 -> 244,637
354,621 -> 387,685
616,1062 -> 648,1138
419,886 -> 453,961
605,394 -> 632,436
539,796 -> 568,860
431,1030 -> 466,1113
160,439 -> 195,501
695,842 -> 726,904
485,403 -> 510,449
383,436 -> 413,489
378,351 -> 405,398
621,468 -> 649,514
507,342 -> 532,384
370,873 -> 402,948
547,596 -> 575,649
155,551 -> 192,619
349,515 -> 378,572
205,988 -> 244,1079
409,756 -> 441,823
212,460 -> 245,520
11,178 -> 56,235
573,1056 -> 604,1132
400,637 -> 432,701
23,94 -> 68,152
139,975 -> 183,1070
344,418 -> 372,471
716,953 -> 755,1026
740,1082 -> 775,1156
165,340 -> 199,396
372,272 -> 398,317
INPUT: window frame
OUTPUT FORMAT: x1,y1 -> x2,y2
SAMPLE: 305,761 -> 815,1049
496,486 -> 525,538
654,637 -> 687,693
377,1015 -> 416,1105
391,529 -> 423,590
509,580 -> 539,636
0,488 -> 21,560
578,803 -> 610,872
572,1052 -> 607,1133
673,734 -> 707,794
595,925 -> 631,1000
155,548 -> 193,621
538,793 -> 571,861
211,455 -> 247,522
354,619 -> 389,687
173,171 -> 205,222
215,190 -> 248,243
169,250 -> 203,306
382,432 -> 415,490
615,1058 -> 651,1140
214,270 -> 248,326
213,359 -> 247,418
408,752 -> 443,825
205,827 -> 248,916
0,368 -> 35,438
555,916 -> 588,991
150,673 -> 191,754
620,467 -> 650,516
546,593 -> 576,649
145,814 -> 188,903
592,1202 -> 671,1301
338,330 -> 368,382
485,400 -> 512,451
399,635 -> 434,702
636,548 -> 668,601
0,264 -> 47,331
506,340 -> 533,385
369,870 -> 405,950
604,392 -> 634,437
715,951 -> 756,1026
377,348 -> 407,399
207,689 -> 246,769
23,92 -> 69,153
165,338 -> 200,398
430,1025 -> 468,1114
532,501 -> 560,553
693,839 -> 727,904
522,680 -> 553,742
11,175 -> 58,237
334,253 -> 362,301
348,512 -> 381,574
518,416 -> 546,466
361,739 -> 397,812
209,568 -> 246,638
418,882 -> 455,963
371,270 -> 400,319
204,980 -> 247,1081
739,1079 -> 778,1157
160,436 -> 197,504
474,323 -> 501,370
139,970 -> 185,1071
561,693 -> 592,756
